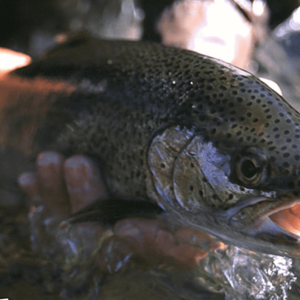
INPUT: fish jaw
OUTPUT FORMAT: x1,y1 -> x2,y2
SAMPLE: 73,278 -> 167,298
219,195 -> 300,256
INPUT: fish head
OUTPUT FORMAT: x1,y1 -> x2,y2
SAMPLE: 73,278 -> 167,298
153,59 -> 300,257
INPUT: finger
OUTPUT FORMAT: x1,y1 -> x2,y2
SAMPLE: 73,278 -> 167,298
63,155 -> 108,214
174,227 -> 224,251
165,243 -> 208,267
36,151 -> 71,217
114,218 -> 222,269
114,218 -> 167,245
0,47 -> 31,75
18,171 -> 41,204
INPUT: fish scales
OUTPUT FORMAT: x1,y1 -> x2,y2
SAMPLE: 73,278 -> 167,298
4,37 -> 300,256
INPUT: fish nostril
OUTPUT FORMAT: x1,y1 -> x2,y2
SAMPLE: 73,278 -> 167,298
210,128 -> 217,135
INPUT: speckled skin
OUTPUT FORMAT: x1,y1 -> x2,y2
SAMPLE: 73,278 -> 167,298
6,37 -> 300,256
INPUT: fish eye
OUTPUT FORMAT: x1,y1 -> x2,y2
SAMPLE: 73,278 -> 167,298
236,147 -> 268,187
238,156 -> 262,183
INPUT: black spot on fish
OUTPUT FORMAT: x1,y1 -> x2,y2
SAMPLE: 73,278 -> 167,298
283,162 -> 290,168
211,128 -> 217,135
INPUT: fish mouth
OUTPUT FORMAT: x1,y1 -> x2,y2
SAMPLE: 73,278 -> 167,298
269,204 -> 300,237
226,196 -> 300,249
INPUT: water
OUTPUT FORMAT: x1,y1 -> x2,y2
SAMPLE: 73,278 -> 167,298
22,204 -> 300,300
2,201 -> 300,299
197,245 -> 297,300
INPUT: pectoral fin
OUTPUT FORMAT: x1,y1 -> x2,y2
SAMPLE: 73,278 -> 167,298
61,197 -> 163,226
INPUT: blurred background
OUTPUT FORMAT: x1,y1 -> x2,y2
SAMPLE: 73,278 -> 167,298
1,0 -> 300,108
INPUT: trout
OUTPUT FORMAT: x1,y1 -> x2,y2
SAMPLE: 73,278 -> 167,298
3,36 -> 300,257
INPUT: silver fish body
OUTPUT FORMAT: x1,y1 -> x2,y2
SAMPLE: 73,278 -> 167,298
6,36 -> 300,257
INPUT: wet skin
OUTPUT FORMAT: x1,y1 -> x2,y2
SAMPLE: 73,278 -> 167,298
18,152 -> 223,271
4,37 -> 300,259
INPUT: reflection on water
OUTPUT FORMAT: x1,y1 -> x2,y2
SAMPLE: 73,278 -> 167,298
21,204 -> 300,299
2,188 -> 300,299
198,246 -> 297,300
